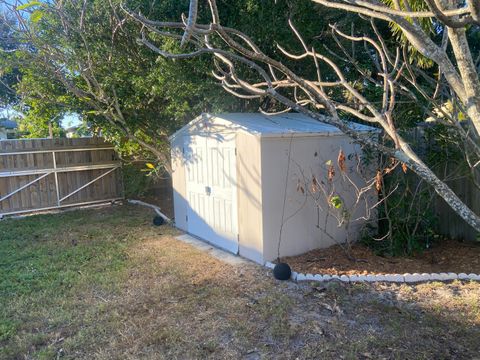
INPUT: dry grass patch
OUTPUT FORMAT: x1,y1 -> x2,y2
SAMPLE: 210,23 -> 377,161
1,204 -> 479,359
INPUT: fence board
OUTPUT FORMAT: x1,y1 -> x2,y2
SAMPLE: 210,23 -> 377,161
435,168 -> 480,241
0,137 -> 123,216
408,126 -> 479,241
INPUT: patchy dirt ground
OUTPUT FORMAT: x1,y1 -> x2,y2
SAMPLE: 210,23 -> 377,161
283,240 -> 480,276
1,205 -> 479,359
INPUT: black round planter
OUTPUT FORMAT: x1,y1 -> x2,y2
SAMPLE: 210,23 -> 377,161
273,263 -> 292,281
153,215 -> 165,226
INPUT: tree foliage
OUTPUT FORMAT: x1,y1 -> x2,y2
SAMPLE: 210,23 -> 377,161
126,0 -> 480,235
1,0 -> 363,169
3,0 -> 479,247
0,1 -> 232,168
0,13 -> 21,108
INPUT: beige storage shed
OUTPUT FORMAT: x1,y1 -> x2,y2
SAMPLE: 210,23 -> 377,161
170,113 -> 377,264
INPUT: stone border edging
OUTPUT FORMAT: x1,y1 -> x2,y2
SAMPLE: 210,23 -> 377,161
264,262 -> 480,283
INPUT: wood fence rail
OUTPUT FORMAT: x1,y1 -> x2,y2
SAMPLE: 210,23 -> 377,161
0,137 -> 123,217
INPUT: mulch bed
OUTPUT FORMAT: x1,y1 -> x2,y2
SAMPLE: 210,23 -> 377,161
282,240 -> 480,276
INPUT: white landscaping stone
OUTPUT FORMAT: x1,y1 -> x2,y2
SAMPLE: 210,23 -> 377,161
467,273 -> 478,280
406,273 -> 430,283
365,275 -> 377,282
472,274 -> 480,281
375,274 -> 387,282
438,273 -> 450,281
383,274 -> 394,282
313,274 -> 323,282
430,273 -> 443,281
458,273 -> 469,280
296,273 -> 307,281
420,273 -> 432,281
330,275 -> 341,281
414,273 -> 425,282
348,275 -> 360,282
404,273 -> 422,283
265,261 -> 275,270
305,273 -> 316,281
447,272 -> 458,280
357,275 -> 368,282
291,271 -> 298,281
322,274 -> 332,282
385,274 -> 405,283
340,275 -> 350,282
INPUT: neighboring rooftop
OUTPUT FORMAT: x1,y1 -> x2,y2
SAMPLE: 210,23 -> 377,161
65,125 -> 79,133
0,118 -> 17,129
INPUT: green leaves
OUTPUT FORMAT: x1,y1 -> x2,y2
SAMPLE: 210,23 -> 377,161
30,10 -> 44,23
381,0 -> 434,69
330,195 -> 343,209
16,1 -> 44,23
16,1 -> 42,11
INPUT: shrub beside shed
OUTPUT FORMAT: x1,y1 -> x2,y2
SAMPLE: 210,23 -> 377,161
170,113 -> 377,264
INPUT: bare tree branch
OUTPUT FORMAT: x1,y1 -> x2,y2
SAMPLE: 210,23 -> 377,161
124,0 -> 480,233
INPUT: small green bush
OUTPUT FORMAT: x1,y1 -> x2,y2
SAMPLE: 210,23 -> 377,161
363,166 -> 439,257
122,163 -> 153,198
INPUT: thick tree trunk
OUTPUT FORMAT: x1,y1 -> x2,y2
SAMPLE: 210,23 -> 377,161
395,143 -> 480,233
290,102 -> 480,234
448,27 -> 480,137
128,135 -> 173,175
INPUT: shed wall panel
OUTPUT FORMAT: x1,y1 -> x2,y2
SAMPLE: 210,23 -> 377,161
260,135 -> 376,261
236,132 -> 264,264
171,113 -> 378,263
171,137 -> 187,231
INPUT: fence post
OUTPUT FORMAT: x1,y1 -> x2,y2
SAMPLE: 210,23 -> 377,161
52,150 -> 61,206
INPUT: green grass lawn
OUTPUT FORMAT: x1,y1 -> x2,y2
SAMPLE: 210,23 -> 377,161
1,205 -> 479,359
0,205 -> 154,359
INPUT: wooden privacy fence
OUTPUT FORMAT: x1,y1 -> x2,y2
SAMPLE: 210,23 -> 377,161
0,137 -> 123,217
435,168 -> 480,241
408,125 -> 479,241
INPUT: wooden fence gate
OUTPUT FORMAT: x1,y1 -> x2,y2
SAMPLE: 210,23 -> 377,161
0,137 -> 123,217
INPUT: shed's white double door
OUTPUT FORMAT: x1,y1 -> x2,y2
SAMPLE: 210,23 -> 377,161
184,134 -> 238,253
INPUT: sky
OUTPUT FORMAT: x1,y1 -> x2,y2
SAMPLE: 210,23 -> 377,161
2,1 -> 82,130
0,108 -> 82,128
61,113 -> 81,128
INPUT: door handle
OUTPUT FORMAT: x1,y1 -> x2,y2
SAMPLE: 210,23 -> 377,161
205,186 -> 211,196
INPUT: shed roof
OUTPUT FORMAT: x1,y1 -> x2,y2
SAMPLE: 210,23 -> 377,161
0,119 -> 17,129
170,113 -> 377,140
